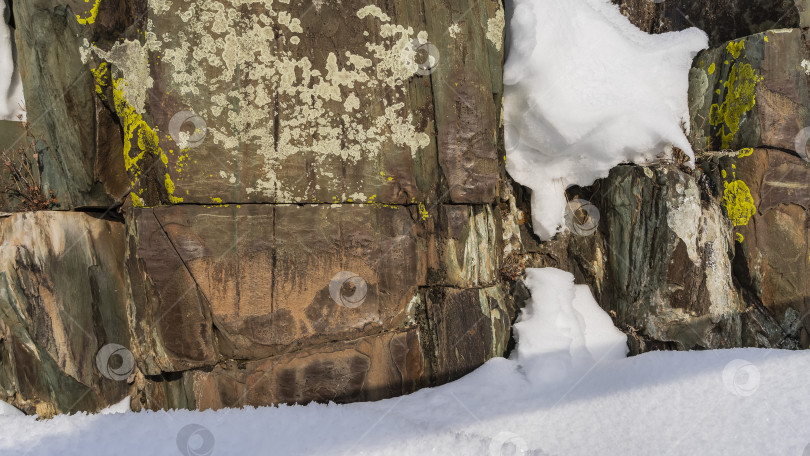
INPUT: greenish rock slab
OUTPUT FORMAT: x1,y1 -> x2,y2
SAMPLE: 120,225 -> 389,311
0,211 -> 129,416
425,284 -> 516,384
688,29 -> 810,153
426,204 -> 502,288
12,0 -> 130,210
524,165 -> 744,353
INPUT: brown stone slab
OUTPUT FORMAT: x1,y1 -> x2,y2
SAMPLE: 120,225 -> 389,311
188,328 -> 426,409
128,204 -> 426,362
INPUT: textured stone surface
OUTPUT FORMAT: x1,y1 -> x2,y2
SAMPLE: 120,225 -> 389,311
136,328 -> 426,411
689,29 -> 810,153
77,0 -> 504,207
700,148 -> 810,348
612,0 -> 802,47
126,204 -> 425,372
546,165 -> 745,353
0,211 -> 129,416
11,0 -> 130,210
425,284 -> 515,383
0,0 -> 514,416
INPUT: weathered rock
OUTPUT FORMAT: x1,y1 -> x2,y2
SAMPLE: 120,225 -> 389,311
137,328 -> 426,411
80,0 -> 503,207
612,0 -> 803,47
700,148 -> 810,348
0,0 -> 518,415
689,29 -> 810,153
126,204 -> 425,372
425,284 -> 515,383
0,211 -> 129,416
10,0 -> 130,210
521,165 -> 744,353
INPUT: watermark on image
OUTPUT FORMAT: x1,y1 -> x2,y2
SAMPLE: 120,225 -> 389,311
95,343 -> 136,381
329,271 -> 368,308
169,111 -> 208,149
722,359 -> 760,397
489,431 -> 528,456
793,126 -> 810,162
402,39 -> 440,76
176,423 -> 215,456
564,198 -> 600,236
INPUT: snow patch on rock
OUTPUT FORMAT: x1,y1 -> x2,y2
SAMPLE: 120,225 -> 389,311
503,0 -> 707,240
0,2 -> 25,121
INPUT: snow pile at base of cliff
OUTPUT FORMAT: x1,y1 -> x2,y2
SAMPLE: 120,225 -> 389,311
3,268 -> 810,455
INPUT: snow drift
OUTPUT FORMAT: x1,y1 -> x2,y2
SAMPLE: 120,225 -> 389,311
503,0 -> 707,240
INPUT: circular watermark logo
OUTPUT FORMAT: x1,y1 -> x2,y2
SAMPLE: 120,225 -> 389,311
489,431 -> 528,456
328,271 -> 368,308
722,359 -> 760,397
793,126 -> 810,161
169,111 -> 207,149
95,343 -> 136,381
402,39 -> 440,76
564,198 -> 600,236
176,423 -> 215,456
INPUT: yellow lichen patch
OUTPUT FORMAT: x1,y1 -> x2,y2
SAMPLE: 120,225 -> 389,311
709,62 -> 762,149
90,63 -> 108,96
210,197 -> 222,204
131,193 -> 145,208
726,40 -> 745,59
723,180 -> 756,226
708,63 -> 716,75
76,0 -> 102,25
418,202 -> 430,221
735,232 -> 745,243
737,148 -> 754,157
112,77 -> 183,205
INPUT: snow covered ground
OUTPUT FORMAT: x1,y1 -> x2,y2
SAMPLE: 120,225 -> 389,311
2,269 -> 809,456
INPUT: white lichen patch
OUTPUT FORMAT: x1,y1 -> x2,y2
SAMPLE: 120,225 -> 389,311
666,174 -> 701,263
82,39 -> 153,113
356,5 -> 391,22
448,23 -> 461,38
83,0 -> 433,202
802,59 -> 810,75
486,8 -> 505,51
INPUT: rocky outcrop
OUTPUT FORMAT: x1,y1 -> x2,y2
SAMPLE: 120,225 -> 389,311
3,0 -> 810,417
0,0 -> 517,415
510,28 -> 810,354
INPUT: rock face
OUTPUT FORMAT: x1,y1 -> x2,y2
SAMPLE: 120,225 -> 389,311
513,28 -> 810,354
0,0 -> 516,415
0,212 -> 129,416
3,0 -> 810,417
